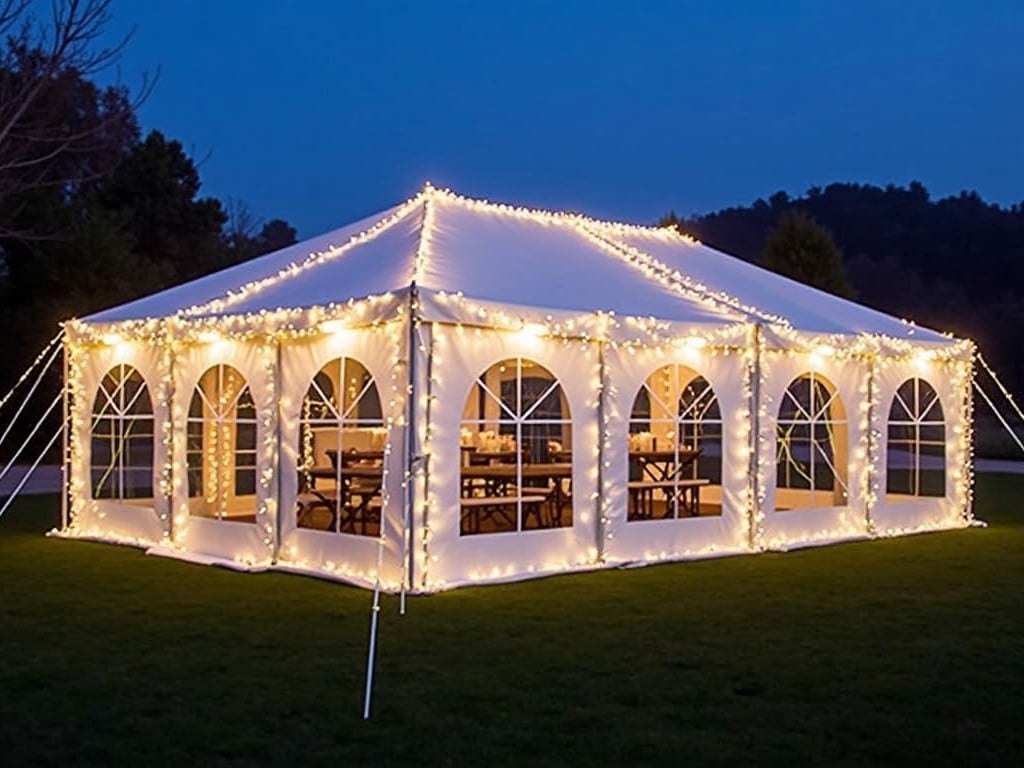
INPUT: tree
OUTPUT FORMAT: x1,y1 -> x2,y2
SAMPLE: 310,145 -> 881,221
256,219 -> 297,254
97,130 -> 228,282
759,209 -> 853,298
0,0 -> 150,233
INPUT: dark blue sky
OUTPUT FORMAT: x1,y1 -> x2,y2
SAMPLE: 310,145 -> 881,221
103,1 -> 1024,238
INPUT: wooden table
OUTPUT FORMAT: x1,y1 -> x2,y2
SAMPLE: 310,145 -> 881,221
630,448 -> 701,482
461,447 -> 528,466
551,448 -> 701,482
324,449 -> 385,467
628,478 -> 710,519
460,463 -> 572,530
301,465 -> 384,533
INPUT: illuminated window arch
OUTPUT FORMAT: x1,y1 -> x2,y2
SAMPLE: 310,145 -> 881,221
90,364 -> 154,502
459,358 -> 572,535
296,357 -> 384,535
886,378 -> 945,498
775,372 -> 849,509
627,365 -> 722,520
186,365 -> 257,522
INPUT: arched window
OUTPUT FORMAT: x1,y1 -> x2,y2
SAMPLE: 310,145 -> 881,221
627,365 -> 722,520
775,372 -> 848,509
296,357 -> 384,535
90,364 -> 154,503
887,378 -> 945,498
459,358 -> 572,535
186,365 -> 257,522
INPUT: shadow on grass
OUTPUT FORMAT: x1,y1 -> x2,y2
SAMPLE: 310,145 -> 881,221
1,474 -> 1022,766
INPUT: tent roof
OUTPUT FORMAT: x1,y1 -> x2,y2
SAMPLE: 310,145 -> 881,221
85,184 -> 952,343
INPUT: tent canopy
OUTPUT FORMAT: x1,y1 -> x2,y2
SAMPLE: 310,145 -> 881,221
85,184 -> 953,343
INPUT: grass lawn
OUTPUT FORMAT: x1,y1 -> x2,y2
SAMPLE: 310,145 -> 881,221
2,478 -> 1023,766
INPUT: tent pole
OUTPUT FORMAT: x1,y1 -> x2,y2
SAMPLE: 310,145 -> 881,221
417,320 -> 435,591
273,338 -> 283,560
60,335 -> 69,531
748,323 -> 762,550
595,339 -> 607,562
164,335 -> 177,543
864,356 -> 877,533
400,282 -> 419,615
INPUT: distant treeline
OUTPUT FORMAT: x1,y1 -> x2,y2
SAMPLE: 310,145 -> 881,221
664,182 -> 1024,391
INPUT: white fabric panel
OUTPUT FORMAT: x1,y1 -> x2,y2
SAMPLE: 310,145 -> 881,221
277,324 -> 407,588
602,344 -> 750,563
69,340 -> 168,544
424,325 -> 600,590
201,206 -> 423,318
85,205 -> 407,322
418,289 -> 749,346
420,200 -> 740,324
759,351 -> 870,548
170,339 -> 274,563
870,359 -> 963,533
611,229 -> 953,341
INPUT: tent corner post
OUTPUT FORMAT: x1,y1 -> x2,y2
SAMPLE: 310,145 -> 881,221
60,332 -> 69,531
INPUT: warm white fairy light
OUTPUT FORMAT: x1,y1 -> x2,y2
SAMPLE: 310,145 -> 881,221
54,183 -> 990,591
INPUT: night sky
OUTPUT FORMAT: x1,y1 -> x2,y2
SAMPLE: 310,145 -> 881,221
102,1 -> 1024,237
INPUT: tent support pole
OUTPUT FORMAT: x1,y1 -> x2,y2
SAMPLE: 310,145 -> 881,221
595,339 -> 607,562
864,356 -> 877,533
400,282 -> 419,614
164,337 -> 177,543
60,336 -> 69,531
417,320 -> 434,591
748,323 -> 762,550
273,338 -> 283,560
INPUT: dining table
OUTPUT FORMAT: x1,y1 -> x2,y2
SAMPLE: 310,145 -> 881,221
460,462 -> 573,527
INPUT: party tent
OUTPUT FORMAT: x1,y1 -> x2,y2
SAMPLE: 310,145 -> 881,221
59,184 -> 975,592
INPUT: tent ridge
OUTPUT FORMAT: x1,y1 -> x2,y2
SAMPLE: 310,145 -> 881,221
412,185 -> 436,286
576,222 -> 789,327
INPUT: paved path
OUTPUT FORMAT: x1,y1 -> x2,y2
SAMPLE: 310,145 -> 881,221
4,459 -> 1024,497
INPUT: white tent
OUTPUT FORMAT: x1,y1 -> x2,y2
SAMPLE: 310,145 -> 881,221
59,184 -> 975,591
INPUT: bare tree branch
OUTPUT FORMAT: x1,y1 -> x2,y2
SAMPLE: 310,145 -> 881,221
0,0 -> 151,227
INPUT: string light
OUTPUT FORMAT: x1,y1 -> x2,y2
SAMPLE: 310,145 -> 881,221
55,183 -> 984,590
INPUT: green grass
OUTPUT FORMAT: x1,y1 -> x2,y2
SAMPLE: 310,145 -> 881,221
2,479 -> 1024,766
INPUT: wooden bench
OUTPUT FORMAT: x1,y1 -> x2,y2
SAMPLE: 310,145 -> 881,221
627,479 -> 710,519
296,492 -> 381,535
460,495 -> 546,535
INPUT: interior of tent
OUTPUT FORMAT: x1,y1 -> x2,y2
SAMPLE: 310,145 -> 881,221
56,184 -> 976,592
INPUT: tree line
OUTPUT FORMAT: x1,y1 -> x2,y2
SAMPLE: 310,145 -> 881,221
662,181 -> 1024,391
0,0 -> 297,405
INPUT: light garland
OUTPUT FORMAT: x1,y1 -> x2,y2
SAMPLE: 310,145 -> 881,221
55,182 -> 988,590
